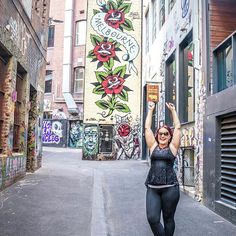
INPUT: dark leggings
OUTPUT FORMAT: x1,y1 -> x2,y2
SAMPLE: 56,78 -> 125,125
146,185 -> 180,236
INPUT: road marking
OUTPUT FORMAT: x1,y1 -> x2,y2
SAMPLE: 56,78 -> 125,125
91,169 -> 107,236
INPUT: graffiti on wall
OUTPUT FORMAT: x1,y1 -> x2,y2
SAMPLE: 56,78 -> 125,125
5,156 -> 26,185
27,91 -> 38,171
194,77 -> 207,200
181,127 -> 195,147
82,125 -> 99,160
7,16 -> 31,55
113,114 -> 141,160
42,120 -> 67,147
84,0 -> 141,122
69,121 -> 83,148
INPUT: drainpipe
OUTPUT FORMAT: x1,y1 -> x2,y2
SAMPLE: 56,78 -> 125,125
62,0 -> 78,114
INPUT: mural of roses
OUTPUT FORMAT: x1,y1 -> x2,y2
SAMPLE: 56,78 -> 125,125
101,75 -> 124,94
118,123 -> 131,137
88,0 -> 136,118
88,35 -> 121,70
104,9 -> 125,29
91,65 -> 132,117
93,42 -> 116,62
97,0 -> 134,31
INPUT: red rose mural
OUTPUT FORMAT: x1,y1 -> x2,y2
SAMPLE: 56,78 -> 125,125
93,42 -> 116,62
105,10 -> 125,29
102,75 -> 124,94
87,0 -> 136,118
118,123 -> 131,137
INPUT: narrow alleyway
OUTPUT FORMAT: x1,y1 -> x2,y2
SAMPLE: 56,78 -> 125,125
0,147 -> 235,236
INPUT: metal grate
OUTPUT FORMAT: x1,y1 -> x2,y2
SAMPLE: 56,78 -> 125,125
220,114 -> 236,207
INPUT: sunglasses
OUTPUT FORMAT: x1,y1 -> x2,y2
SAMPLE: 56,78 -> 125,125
158,131 -> 169,136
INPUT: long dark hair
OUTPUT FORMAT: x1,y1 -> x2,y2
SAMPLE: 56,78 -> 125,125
155,125 -> 173,144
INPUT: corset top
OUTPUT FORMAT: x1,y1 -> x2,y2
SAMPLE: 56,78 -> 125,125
145,146 -> 178,186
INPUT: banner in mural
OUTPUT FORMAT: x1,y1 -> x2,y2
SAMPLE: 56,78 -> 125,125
84,0 -> 142,123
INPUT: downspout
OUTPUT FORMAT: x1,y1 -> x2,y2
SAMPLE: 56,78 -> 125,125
62,0 -> 78,113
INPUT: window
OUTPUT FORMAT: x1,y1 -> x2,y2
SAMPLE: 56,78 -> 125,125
165,54 -> 176,126
179,34 -> 194,123
159,0 -> 165,28
13,74 -> 24,152
214,38 -> 234,92
75,21 -> 86,46
74,67 -> 84,93
152,0 -> 157,42
145,10 -> 149,53
45,70 -> 52,93
168,0 -> 176,13
48,25 -> 55,47
0,58 -> 6,153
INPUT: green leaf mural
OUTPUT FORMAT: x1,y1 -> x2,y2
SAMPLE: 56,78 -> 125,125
95,100 -> 110,110
115,103 -> 130,113
118,3 -> 131,14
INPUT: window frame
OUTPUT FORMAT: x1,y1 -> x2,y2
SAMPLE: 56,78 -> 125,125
213,32 -> 236,93
48,25 -> 55,47
74,67 -> 85,93
45,70 -> 53,94
179,32 -> 195,124
75,20 -> 87,46
165,52 -> 176,126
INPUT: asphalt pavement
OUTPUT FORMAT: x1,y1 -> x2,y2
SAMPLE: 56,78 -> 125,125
0,147 -> 235,236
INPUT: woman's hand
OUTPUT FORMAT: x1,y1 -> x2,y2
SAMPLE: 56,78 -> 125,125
148,101 -> 156,111
166,102 -> 176,112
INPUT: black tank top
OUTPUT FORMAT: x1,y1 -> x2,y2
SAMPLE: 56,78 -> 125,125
145,146 -> 178,186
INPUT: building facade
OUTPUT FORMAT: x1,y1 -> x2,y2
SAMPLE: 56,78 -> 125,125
202,0 -> 236,225
143,0 -> 236,224
0,0 -> 50,189
43,0 -> 87,148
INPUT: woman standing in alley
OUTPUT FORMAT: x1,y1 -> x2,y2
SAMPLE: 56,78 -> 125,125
145,101 -> 181,236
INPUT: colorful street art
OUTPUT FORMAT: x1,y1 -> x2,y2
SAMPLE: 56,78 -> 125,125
42,120 -> 68,147
84,0 -> 141,123
82,125 -> 99,160
113,114 -> 141,160
4,156 -> 26,186
181,127 -> 195,147
27,90 -> 38,172
69,121 -> 83,148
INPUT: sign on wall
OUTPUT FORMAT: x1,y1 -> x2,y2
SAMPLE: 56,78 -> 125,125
42,120 -> 68,147
84,0 -> 142,124
146,84 -> 159,102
